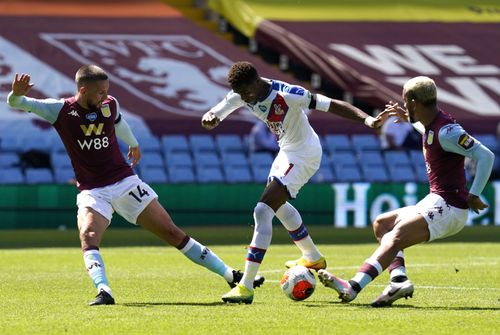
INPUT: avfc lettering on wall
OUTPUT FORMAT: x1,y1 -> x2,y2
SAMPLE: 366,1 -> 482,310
77,123 -> 109,150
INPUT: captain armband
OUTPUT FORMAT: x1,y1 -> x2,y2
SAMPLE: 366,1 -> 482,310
314,94 -> 331,112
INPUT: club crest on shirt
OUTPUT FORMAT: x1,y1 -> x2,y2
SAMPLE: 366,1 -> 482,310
458,133 -> 474,150
101,105 -> 111,118
426,130 -> 434,145
85,112 -> 97,122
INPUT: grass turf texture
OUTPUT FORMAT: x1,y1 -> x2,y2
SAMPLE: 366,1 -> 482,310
1,226 -> 499,335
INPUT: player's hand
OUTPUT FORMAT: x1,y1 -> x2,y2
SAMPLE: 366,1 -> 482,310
12,73 -> 35,96
201,111 -> 220,130
467,194 -> 488,214
371,109 -> 390,128
128,146 -> 141,167
384,101 -> 409,123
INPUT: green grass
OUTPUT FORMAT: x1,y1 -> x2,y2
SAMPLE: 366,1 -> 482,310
1,227 -> 499,334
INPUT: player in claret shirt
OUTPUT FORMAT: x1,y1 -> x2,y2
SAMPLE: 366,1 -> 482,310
318,76 -> 495,307
7,65 -> 264,306
202,61 -> 386,304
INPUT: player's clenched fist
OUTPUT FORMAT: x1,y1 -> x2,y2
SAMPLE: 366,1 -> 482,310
201,111 -> 220,130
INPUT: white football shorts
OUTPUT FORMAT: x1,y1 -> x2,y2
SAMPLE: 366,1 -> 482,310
414,193 -> 468,242
76,175 -> 158,224
268,144 -> 322,198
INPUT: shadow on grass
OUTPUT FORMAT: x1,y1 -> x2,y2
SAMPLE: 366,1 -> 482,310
121,301 -> 226,307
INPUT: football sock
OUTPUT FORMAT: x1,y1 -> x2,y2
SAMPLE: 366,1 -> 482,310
276,202 -> 321,262
240,202 -> 274,290
177,236 -> 227,278
83,248 -> 112,296
389,251 -> 407,281
351,259 -> 383,292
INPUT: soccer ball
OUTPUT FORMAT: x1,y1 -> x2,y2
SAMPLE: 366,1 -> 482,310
280,265 -> 316,301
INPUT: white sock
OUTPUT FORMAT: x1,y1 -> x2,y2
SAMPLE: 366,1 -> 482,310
276,202 -> 321,261
83,249 -> 112,296
240,202 -> 274,290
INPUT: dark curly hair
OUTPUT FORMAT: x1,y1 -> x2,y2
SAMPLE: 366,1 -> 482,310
227,61 -> 259,89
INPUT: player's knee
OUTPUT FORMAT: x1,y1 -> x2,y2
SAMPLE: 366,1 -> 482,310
372,215 -> 390,240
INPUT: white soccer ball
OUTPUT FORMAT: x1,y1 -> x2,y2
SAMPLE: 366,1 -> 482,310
280,265 -> 316,301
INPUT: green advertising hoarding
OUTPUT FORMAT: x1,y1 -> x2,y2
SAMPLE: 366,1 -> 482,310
0,182 -> 498,229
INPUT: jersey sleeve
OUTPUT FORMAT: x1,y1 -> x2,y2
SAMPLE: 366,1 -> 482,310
7,91 -> 63,124
209,90 -> 245,121
439,123 -> 495,196
285,86 -> 313,113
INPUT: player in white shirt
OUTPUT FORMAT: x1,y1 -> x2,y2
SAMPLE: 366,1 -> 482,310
201,61 -> 387,303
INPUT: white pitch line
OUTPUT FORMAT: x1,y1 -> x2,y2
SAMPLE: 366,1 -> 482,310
264,280 -> 500,291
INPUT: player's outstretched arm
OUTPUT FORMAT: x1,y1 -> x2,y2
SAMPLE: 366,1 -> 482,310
201,111 -> 220,130
7,73 -> 62,124
325,97 -> 387,129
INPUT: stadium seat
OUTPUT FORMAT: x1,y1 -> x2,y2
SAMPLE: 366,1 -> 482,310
140,152 -> 164,168
189,134 -> 216,153
224,165 -> 253,183
193,152 -> 221,167
384,151 -> 411,166
331,151 -> 357,166
53,167 -> 75,184
168,166 -> 195,183
351,134 -> 381,152
216,134 -> 245,153
311,166 -> 335,183
0,135 -> 24,152
334,165 -> 362,182
161,135 -> 190,155
25,168 -> 54,184
139,135 -> 161,152
141,167 -> 168,183
51,152 -> 72,169
361,164 -> 390,182
474,134 -> 497,152
0,152 -> 20,167
320,154 -> 331,168
409,150 -> 425,168
0,167 -> 24,184
221,152 -> 249,167
251,165 -> 269,183
22,135 -> 52,152
50,136 -> 66,153
388,165 -> 416,182
196,166 -> 224,183
358,151 -> 384,166
415,165 -> 428,182
165,152 -> 193,167
324,134 -> 352,152
249,152 -> 274,167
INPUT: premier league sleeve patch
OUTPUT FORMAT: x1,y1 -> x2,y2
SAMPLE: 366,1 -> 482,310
458,133 -> 474,150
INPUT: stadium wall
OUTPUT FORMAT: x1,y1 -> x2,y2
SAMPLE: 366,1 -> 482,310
1,182 -> 499,229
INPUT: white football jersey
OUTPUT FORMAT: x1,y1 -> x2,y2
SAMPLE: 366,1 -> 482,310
210,79 -> 320,151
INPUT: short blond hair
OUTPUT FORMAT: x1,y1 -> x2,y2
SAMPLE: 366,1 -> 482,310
403,76 -> 437,106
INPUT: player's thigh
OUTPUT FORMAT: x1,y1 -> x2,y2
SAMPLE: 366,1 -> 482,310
268,149 -> 320,201
373,206 -> 415,237
416,193 -> 468,242
389,213 -> 430,249
111,175 -> 158,224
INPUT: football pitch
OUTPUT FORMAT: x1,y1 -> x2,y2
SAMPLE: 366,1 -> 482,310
0,226 -> 498,335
